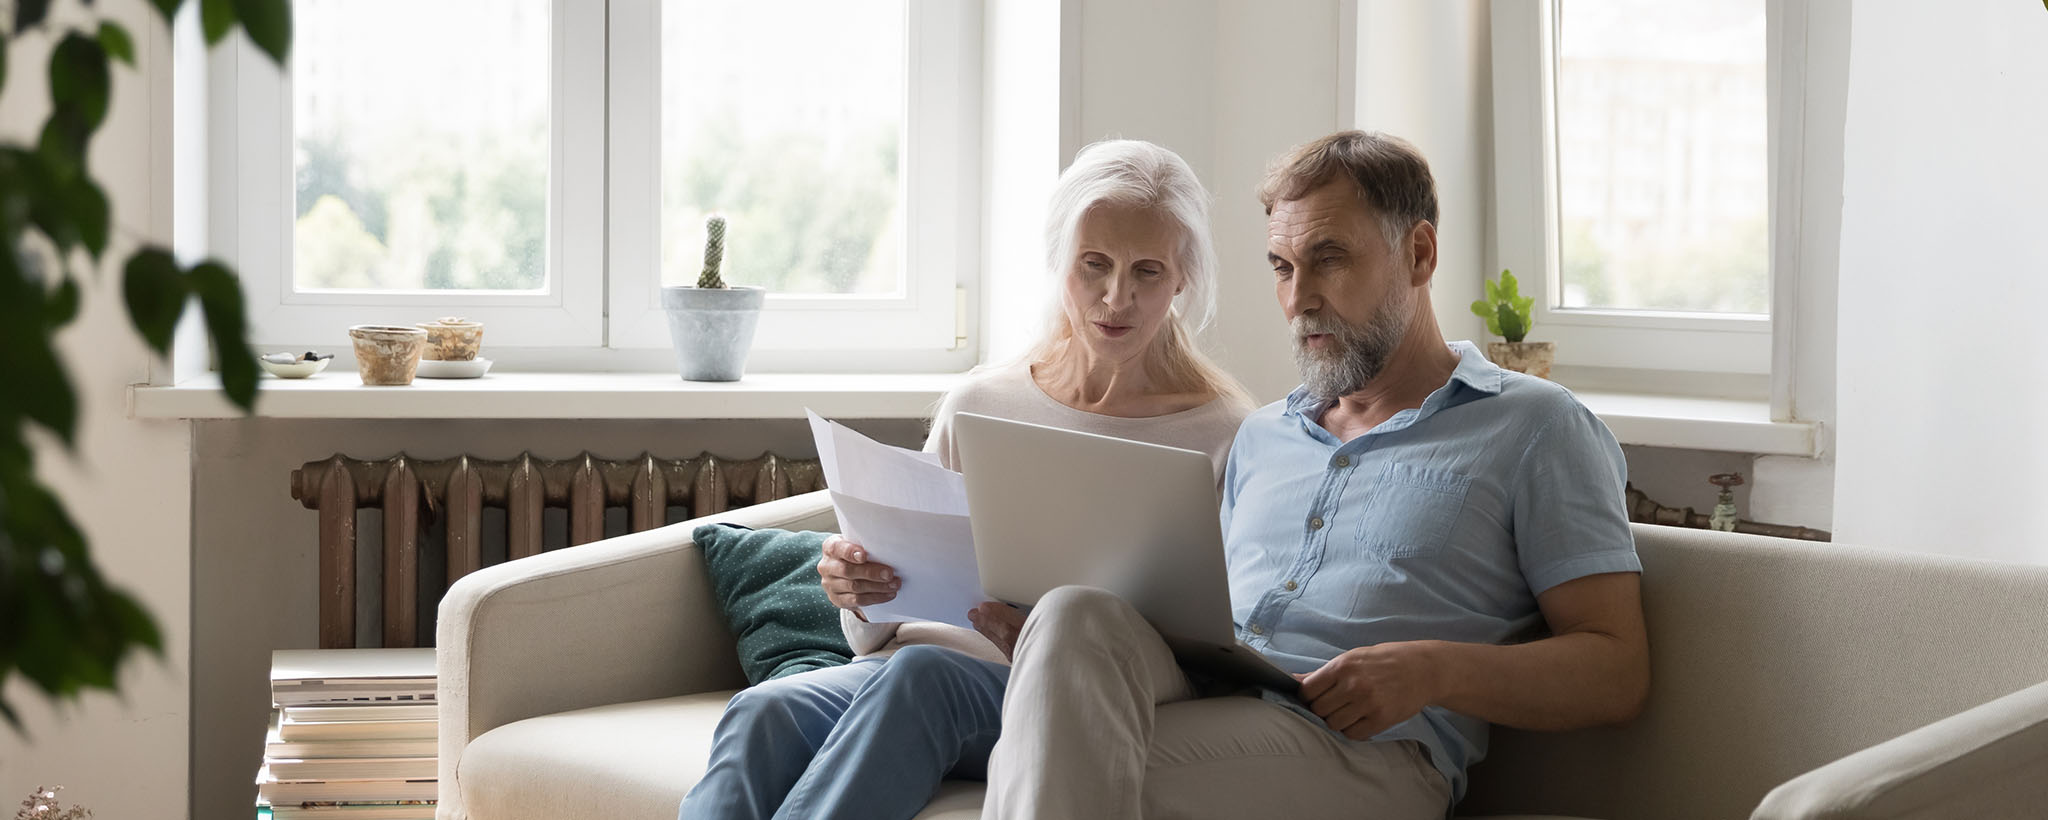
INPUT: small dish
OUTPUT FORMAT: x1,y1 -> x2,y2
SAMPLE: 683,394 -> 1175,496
258,351 -> 333,379
414,357 -> 492,379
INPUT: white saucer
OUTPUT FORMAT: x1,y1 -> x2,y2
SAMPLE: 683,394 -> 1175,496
415,357 -> 492,379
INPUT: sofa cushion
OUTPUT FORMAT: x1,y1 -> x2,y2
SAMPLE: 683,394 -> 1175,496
693,524 -> 855,684
456,691 -> 986,820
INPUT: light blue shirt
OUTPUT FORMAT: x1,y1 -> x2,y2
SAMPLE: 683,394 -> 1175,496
1220,340 -> 1641,802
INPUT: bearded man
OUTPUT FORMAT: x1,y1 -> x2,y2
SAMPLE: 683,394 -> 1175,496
983,131 -> 1651,820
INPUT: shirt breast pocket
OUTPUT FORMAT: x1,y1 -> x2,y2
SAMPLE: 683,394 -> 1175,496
1354,462 -> 1472,559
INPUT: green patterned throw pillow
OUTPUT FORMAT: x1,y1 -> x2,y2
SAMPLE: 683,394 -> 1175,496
693,524 -> 854,684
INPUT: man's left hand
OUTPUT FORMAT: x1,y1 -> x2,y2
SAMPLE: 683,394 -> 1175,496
1298,641 -> 1440,741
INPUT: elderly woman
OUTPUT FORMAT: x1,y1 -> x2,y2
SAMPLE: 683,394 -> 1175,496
680,140 -> 1252,820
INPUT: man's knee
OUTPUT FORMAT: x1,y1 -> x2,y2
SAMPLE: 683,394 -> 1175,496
1023,585 -> 1145,644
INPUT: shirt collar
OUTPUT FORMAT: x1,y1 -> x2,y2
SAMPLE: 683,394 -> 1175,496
1283,340 -> 1505,420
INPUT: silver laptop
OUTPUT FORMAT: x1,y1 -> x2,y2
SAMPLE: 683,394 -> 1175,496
952,412 -> 1299,694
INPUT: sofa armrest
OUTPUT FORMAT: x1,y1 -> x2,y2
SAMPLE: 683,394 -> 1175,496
436,489 -> 837,820
1751,679 -> 2048,819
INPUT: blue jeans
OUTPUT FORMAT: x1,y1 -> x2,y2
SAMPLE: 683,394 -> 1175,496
678,645 -> 1010,820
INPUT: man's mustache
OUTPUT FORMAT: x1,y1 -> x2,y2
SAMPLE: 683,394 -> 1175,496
1291,314 -> 1352,340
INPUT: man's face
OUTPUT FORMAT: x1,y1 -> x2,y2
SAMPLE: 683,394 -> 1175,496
1266,179 -> 1419,400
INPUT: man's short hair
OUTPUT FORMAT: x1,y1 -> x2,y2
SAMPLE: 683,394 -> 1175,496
1257,131 -> 1439,247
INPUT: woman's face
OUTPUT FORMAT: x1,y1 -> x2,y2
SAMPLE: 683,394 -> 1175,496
1062,202 -> 1186,363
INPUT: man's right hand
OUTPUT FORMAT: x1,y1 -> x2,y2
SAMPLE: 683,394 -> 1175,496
818,534 -> 901,614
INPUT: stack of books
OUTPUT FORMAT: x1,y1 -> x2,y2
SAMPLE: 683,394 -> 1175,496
257,648 -> 439,820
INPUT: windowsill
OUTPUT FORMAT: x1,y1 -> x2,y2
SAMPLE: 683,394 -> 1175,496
130,373 -> 1820,457
1569,390 -> 1818,457
129,371 -> 966,420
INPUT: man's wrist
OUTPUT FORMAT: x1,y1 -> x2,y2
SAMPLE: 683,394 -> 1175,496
1413,639 -> 1460,707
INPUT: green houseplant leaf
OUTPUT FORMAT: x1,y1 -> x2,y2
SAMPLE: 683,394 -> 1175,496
201,0 -> 236,44
234,0 -> 291,64
189,261 -> 259,410
99,22 -> 137,68
123,248 -> 185,354
151,0 -> 187,28
13,0 -> 52,33
49,35 -> 112,132
1477,268 -> 1535,344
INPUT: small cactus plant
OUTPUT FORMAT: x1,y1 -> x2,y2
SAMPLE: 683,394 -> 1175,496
1470,269 -> 1535,344
695,214 -> 728,289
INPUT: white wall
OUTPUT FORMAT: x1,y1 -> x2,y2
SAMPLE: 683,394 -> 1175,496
1356,0 -> 1491,346
1059,0 -> 1344,403
0,1 -> 196,815
1831,2 -> 2048,563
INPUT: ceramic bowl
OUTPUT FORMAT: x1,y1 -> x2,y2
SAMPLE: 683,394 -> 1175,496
258,352 -> 333,379
414,357 -> 493,379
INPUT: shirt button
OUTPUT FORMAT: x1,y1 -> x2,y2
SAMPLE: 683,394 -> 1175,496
1249,624 -> 1264,635
1333,456 -> 1350,468
1309,517 -> 1325,531
1284,580 -> 1298,591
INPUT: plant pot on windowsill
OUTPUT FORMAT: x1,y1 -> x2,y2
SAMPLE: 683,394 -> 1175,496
1486,340 -> 1555,379
663,284 -> 765,381
662,213 -> 764,382
1471,268 -> 1554,379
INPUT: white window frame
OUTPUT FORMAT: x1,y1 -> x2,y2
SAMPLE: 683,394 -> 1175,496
1490,0 -> 1801,376
605,0 -> 981,366
217,0 -> 607,350
220,0 -> 981,371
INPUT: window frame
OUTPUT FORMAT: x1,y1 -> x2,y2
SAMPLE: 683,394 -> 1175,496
606,0 -> 981,361
219,0 -> 607,350
220,0 -> 981,370
1490,0 -> 1796,376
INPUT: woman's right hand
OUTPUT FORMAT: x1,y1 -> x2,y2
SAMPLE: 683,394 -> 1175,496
818,534 -> 901,614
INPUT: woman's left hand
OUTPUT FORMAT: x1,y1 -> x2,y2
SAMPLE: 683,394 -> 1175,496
969,602 -> 1027,660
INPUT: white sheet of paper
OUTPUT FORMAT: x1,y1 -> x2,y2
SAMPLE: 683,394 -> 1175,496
826,491 -> 988,628
807,410 -> 968,515
807,410 -> 985,627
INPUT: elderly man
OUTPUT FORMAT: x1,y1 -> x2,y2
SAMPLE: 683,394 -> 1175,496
983,131 -> 1650,819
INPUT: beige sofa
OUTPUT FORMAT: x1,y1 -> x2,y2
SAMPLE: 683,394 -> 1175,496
436,490 -> 2048,820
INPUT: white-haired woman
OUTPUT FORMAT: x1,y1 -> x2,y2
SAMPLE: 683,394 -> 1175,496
681,140 -> 1252,820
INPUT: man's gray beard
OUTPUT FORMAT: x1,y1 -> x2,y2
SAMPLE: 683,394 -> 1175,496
1292,297 -> 1410,401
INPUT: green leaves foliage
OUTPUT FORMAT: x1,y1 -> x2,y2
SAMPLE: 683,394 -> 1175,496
151,0 -> 187,28
122,249 -> 185,354
3,0 -> 286,730
98,23 -> 136,68
1470,268 -> 1536,344
188,261 -> 259,409
234,0 -> 292,64
13,0 -> 52,33
49,35 -> 111,132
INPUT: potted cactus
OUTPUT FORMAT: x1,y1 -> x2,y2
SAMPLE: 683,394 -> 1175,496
1470,269 -> 1554,378
661,214 -> 766,381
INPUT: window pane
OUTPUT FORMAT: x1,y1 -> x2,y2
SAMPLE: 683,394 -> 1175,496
292,0 -> 550,292
1556,0 -> 1767,314
661,1 -> 906,295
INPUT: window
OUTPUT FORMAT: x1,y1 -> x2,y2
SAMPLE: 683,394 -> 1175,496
222,0 -> 980,369
1492,0 -> 1790,376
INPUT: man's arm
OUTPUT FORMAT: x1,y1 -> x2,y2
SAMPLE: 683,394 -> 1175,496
1300,571 -> 1648,739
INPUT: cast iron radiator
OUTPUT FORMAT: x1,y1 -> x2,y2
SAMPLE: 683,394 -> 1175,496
290,452 -> 825,649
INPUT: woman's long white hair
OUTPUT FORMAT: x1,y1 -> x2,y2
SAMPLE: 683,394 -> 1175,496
1023,139 -> 1248,406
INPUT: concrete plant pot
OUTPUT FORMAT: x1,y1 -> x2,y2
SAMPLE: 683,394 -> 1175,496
661,285 -> 765,381
1486,341 -> 1555,379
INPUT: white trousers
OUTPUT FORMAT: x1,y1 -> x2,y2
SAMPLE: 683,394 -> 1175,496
985,585 -> 1452,820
